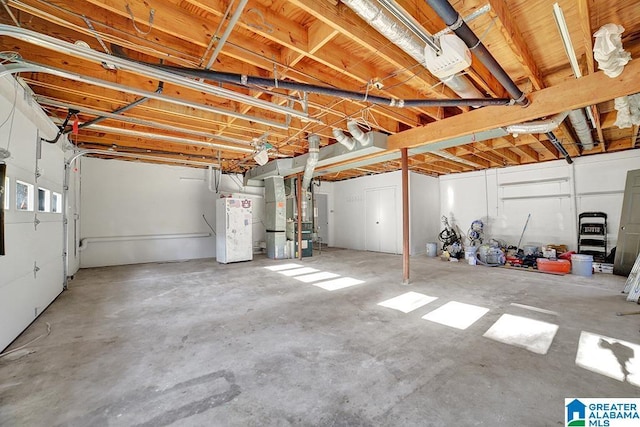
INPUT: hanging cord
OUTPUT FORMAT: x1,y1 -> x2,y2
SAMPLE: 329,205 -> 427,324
125,3 -> 155,35
0,322 -> 51,358
202,214 -> 216,235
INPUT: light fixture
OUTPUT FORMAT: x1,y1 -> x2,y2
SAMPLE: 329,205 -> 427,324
253,149 -> 269,166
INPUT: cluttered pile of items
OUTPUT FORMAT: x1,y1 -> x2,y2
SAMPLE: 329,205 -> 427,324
435,214 -> 614,277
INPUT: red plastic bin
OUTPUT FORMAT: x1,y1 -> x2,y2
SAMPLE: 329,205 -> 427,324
536,258 -> 571,275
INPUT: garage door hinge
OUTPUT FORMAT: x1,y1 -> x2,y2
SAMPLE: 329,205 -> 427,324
33,261 -> 40,278
34,215 -> 40,230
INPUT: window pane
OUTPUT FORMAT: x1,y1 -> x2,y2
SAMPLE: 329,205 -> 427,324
2,176 -> 7,210
16,180 -> 32,211
38,187 -> 50,212
52,192 -> 61,213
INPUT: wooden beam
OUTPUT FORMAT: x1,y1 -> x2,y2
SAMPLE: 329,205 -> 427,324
538,140 -> 560,160
488,0 -> 545,90
632,125 -> 639,148
509,144 -> 539,162
388,58 -> 640,150
577,0 -> 596,75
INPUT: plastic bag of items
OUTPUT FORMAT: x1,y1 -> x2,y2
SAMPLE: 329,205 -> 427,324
614,93 -> 640,129
593,23 -> 631,78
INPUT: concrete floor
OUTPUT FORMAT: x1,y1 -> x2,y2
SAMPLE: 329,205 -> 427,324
1,248 -> 638,426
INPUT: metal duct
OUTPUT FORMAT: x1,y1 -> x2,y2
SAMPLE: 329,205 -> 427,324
64,123 -> 255,154
567,109 -> 595,150
338,0 -> 485,100
425,0 -> 529,106
301,134 -> 320,190
347,120 -> 373,147
332,128 -> 356,151
505,111 -> 569,135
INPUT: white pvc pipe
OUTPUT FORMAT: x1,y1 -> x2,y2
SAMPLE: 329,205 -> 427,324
79,232 -> 211,251
2,61 -> 287,129
0,25 -> 309,121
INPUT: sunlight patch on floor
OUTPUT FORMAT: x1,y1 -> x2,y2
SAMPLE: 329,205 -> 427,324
311,277 -> 365,291
378,292 -> 438,314
575,331 -> 640,387
278,267 -> 319,277
264,264 -> 303,271
422,301 -> 489,330
293,272 -> 340,283
483,314 -> 558,355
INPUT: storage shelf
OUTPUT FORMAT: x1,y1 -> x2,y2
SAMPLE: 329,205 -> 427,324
578,212 -> 607,262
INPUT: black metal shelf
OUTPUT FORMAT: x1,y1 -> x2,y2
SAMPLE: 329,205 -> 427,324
578,212 -> 607,262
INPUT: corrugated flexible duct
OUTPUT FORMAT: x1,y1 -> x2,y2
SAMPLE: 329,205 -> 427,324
301,134 -> 320,190
567,109 -> 594,150
341,0 -> 484,99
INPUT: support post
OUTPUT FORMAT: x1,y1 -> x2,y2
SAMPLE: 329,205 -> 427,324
297,173 -> 303,260
401,148 -> 410,284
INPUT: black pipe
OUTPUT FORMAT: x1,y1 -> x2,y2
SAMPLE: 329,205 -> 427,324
145,63 -> 511,108
425,0 -> 529,107
43,109 -> 79,144
65,81 -> 164,134
546,131 -> 573,164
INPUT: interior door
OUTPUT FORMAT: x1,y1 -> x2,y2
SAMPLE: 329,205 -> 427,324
614,169 -> 640,276
315,193 -> 328,246
365,187 -> 397,254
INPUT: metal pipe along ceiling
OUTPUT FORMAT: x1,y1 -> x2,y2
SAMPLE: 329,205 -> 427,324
341,0 -> 485,100
36,95 -> 256,148
145,64 -> 511,108
67,149 -> 220,168
425,0 -> 530,107
0,61 -> 289,129
0,24 -> 308,120
66,123 -> 256,154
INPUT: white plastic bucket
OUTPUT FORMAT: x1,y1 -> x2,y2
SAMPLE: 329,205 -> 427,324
465,246 -> 478,260
426,242 -> 438,257
571,254 -> 593,277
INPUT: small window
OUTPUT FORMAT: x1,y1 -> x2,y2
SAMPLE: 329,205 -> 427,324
38,187 -> 51,212
16,180 -> 34,211
52,192 -> 62,213
2,176 -> 7,210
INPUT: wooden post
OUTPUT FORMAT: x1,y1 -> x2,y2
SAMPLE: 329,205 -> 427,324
297,173 -> 303,260
401,147 -> 410,284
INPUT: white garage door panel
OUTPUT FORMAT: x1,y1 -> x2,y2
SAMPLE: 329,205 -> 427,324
1,222 -> 40,283
0,274 -> 38,350
33,258 -> 64,314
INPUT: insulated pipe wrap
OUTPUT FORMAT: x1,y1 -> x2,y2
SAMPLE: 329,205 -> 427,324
301,134 -> 320,190
425,0 -> 529,107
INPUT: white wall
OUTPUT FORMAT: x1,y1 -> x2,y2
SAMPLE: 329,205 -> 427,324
329,171 -> 439,255
79,158 -> 264,268
332,171 -> 402,253
0,76 -> 65,351
439,150 -> 640,252
409,172 -> 440,255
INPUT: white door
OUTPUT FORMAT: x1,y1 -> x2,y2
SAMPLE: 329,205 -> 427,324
365,187 -> 397,254
614,169 -> 640,275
